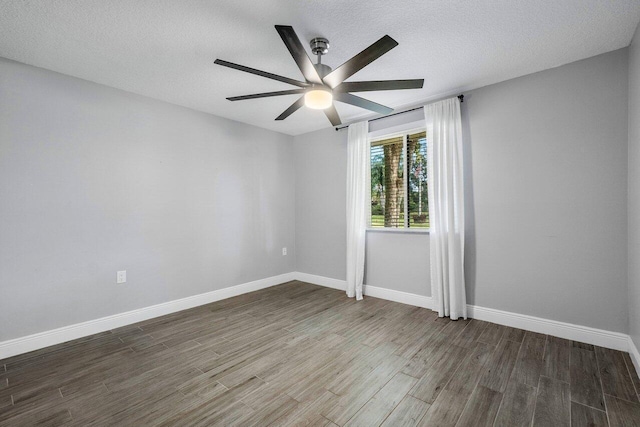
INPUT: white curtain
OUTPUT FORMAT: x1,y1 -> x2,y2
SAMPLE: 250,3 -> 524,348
346,121 -> 369,300
425,97 -> 467,319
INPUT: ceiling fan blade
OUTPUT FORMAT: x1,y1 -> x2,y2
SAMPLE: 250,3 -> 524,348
275,96 -> 305,121
322,35 -> 399,89
275,25 -> 323,84
227,89 -> 305,101
324,105 -> 342,126
335,93 -> 393,115
214,59 -> 308,88
334,79 -> 424,93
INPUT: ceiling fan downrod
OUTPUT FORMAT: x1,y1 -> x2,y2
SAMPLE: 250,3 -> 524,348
310,37 -> 331,78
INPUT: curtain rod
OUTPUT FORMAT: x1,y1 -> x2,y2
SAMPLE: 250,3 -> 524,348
335,94 -> 464,131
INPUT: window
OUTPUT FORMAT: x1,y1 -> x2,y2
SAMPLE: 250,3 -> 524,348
369,130 -> 428,229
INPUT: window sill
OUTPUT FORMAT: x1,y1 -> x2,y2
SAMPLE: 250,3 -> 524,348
366,228 -> 430,234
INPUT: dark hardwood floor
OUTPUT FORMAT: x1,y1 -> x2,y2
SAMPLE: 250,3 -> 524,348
1,281 -> 640,426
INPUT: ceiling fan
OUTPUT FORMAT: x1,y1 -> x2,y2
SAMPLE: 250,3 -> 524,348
214,25 -> 424,126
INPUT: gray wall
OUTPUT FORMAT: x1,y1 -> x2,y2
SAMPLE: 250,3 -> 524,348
366,232 -> 430,296
293,128 -> 346,279
0,58 -> 295,341
465,48 -> 628,333
629,24 -> 640,349
294,48 -> 629,333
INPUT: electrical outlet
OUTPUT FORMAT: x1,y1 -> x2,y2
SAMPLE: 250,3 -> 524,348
282,247 -> 287,256
117,270 -> 126,284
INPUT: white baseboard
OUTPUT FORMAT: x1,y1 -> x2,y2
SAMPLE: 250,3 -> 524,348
466,305 -> 629,352
629,336 -> 640,375
293,272 -> 433,308
363,285 -> 433,309
0,272 -> 296,360
294,272 -> 346,291
293,272 -> 630,353
1,271 -> 634,360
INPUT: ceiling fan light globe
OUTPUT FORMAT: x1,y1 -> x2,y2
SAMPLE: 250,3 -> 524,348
304,89 -> 333,110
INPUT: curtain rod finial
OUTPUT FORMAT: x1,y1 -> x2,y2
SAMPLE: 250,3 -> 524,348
458,94 -> 464,103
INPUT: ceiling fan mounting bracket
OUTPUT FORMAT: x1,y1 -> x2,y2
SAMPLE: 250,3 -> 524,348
310,37 -> 330,56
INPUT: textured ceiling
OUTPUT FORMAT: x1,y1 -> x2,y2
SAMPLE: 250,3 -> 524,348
1,1 -> 639,136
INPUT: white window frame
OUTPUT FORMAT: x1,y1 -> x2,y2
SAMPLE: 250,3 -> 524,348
367,120 -> 429,234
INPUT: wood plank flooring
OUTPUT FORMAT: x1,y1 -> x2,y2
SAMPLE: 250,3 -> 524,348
1,280 -> 640,426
